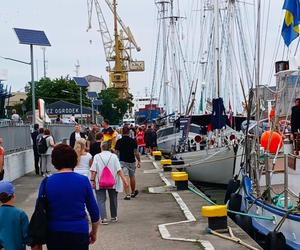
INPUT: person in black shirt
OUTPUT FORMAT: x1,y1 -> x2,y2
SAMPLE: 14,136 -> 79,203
291,98 -> 300,140
69,124 -> 86,148
144,125 -> 157,154
115,126 -> 141,200
90,132 -> 103,158
31,124 -> 40,175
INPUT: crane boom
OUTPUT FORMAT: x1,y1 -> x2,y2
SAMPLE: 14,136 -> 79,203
104,0 -> 141,51
87,0 -> 114,63
86,0 -> 144,99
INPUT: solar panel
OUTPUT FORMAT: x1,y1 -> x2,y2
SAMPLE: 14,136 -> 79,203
87,92 -> 98,98
93,99 -> 102,106
73,77 -> 89,87
14,28 -> 51,46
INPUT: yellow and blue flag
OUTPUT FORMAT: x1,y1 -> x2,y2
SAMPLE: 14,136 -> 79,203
282,0 -> 300,46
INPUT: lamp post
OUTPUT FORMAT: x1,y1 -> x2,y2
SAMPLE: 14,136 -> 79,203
73,77 -> 89,125
13,28 -> 51,125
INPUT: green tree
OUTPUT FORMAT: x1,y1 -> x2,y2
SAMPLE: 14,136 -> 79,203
98,88 -> 133,124
24,76 -> 90,111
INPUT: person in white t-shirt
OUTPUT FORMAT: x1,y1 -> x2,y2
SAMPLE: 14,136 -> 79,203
11,109 -> 20,122
90,141 -> 128,224
74,138 -> 92,178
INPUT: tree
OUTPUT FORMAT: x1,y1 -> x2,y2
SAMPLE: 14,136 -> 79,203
98,88 -> 133,124
24,76 -> 90,111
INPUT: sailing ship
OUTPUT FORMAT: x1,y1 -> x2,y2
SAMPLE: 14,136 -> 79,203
230,69 -> 300,250
152,0 -> 251,185
225,0 -> 300,246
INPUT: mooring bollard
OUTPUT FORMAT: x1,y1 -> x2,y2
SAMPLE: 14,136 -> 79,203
152,151 -> 162,161
201,205 -> 228,231
171,172 -> 188,190
160,159 -> 172,171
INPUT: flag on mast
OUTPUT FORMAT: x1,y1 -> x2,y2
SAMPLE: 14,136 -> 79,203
281,0 -> 300,46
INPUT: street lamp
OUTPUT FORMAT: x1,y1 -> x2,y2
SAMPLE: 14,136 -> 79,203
87,91 -> 98,123
73,77 -> 89,124
13,28 -> 51,125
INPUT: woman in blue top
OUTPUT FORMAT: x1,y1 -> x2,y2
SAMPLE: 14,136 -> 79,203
33,144 -> 99,250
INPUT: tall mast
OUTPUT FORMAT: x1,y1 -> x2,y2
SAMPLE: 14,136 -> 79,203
254,0 -> 262,197
214,0 -> 220,98
161,1 -> 169,113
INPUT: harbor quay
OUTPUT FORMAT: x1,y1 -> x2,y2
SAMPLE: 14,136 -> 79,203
11,156 -> 261,250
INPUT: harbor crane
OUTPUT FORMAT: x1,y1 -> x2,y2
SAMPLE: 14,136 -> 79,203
87,0 -> 144,99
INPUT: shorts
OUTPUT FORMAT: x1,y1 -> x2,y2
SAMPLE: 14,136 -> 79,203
120,162 -> 136,177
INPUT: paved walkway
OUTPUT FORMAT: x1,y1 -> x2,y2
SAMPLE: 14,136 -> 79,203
14,161 -> 199,250
14,158 -> 261,250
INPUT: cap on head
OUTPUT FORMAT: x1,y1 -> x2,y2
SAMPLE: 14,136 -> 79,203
0,181 -> 15,195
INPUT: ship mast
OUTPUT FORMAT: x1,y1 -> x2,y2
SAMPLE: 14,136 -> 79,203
214,0 -> 220,98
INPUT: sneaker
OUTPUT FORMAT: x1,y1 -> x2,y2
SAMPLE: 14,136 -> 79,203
124,195 -> 131,200
131,190 -> 139,198
100,219 -> 109,225
111,217 -> 118,223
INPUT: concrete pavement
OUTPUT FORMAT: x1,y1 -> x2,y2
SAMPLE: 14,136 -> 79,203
13,158 -> 261,250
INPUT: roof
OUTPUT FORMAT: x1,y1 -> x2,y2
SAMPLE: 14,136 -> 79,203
85,75 -> 107,88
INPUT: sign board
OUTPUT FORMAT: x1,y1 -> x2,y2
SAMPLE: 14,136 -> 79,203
129,61 -> 145,72
45,100 -> 92,115
38,98 -> 45,120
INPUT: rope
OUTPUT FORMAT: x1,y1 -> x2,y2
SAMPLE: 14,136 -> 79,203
208,226 -> 260,250
188,185 -> 275,221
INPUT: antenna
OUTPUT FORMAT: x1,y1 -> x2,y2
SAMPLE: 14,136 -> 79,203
75,60 -> 80,77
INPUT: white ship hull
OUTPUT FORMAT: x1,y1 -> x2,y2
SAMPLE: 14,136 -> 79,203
177,146 -> 242,185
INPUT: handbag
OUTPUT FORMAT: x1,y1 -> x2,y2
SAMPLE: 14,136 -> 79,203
98,154 -> 115,189
28,177 -> 48,245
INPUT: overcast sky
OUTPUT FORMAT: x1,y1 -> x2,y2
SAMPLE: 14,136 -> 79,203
0,0 -> 297,99
0,0 -> 157,96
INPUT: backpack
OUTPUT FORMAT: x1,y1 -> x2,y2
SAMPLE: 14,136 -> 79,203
98,154 -> 115,189
28,177 -> 48,245
37,136 -> 49,154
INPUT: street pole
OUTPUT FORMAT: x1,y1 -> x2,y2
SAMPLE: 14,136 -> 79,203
30,44 -> 36,125
80,87 -> 83,124
91,99 -> 94,123
42,47 -> 46,78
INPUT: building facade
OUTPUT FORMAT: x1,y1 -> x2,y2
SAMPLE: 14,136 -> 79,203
85,75 -> 107,94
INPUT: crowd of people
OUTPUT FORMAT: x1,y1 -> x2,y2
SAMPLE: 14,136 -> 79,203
0,119 -> 158,249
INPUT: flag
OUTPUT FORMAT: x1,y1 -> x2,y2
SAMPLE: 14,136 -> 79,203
228,100 -> 233,127
282,0 -> 300,46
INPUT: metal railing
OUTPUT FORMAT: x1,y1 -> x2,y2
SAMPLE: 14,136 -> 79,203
0,125 -> 32,153
0,124 -> 74,154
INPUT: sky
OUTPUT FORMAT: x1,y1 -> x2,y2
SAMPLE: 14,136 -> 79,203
0,0 -> 157,96
0,0 -> 298,101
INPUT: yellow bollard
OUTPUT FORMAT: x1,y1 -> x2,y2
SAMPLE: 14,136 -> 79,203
201,205 -> 228,231
171,172 -> 188,190
160,159 -> 172,172
152,151 -> 162,161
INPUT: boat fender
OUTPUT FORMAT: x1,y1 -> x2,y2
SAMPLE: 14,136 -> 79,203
228,193 -> 242,214
266,231 -> 287,250
224,177 -> 241,203
234,214 -> 253,237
